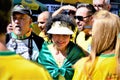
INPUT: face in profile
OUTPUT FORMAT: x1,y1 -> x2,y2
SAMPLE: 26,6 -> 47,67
75,7 -> 92,31
37,17 -> 47,31
37,12 -> 49,31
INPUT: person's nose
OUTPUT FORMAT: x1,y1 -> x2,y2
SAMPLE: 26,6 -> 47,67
14,19 -> 20,24
76,18 -> 80,23
59,35 -> 66,40
95,7 -> 100,11
76,19 -> 82,25
38,23 -> 43,28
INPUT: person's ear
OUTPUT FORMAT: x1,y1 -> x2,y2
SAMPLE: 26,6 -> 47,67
89,16 -> 93,22
107,4 -> 111,11
89,16 -> 94,26
29,18 -> 32,24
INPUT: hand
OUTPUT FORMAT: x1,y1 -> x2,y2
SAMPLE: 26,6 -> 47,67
61,5 -> 76,12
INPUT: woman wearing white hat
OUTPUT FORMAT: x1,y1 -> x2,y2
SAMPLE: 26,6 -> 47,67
37,14 -> 86,80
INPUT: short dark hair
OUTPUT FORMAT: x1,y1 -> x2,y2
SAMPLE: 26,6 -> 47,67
77,3 -> 96,15
0,0 -> 12,34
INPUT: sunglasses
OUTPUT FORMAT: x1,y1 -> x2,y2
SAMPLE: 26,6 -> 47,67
93,4 -> 105,8
37,22 -> 45,24
74,15 -> 92,21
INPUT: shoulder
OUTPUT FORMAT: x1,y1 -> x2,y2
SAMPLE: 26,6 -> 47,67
6,33 -> 12,43
31,32 -> 44,50
76,31 -> 85,38
32,32 -> 44,41
73,57 -> 88,68
78,31 -> 85,36
69,41 -> 85,53
17,58 -> 52,79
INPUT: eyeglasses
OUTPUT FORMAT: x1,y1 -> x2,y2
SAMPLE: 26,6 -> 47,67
93,4 -> 105,8
74,15 -> 92,21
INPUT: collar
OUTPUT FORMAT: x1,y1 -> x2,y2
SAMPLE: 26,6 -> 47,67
11,28 -> 32,39
0,51 -> 16,56
100,53 -> 115,57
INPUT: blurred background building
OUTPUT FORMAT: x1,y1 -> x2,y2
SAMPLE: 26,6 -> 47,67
111,0 -> 120,16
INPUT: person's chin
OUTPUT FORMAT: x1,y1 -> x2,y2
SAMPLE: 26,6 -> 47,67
78,28 -> 83,32
14,30 -> 22,35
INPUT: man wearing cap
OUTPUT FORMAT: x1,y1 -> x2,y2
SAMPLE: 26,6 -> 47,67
6,5 -> 44,61
0,0 -> 52,79
37,14 -> 85,80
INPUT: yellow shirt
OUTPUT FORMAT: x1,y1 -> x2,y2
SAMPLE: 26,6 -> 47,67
71,27 -> 78,43
39,31 -> 48,41
0,51 -> 52,80
31,22 -> 40,36
76,31 -> 92,53
72,54 -> 118,80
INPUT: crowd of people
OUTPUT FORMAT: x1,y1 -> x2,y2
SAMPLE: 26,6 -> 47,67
0,0 -> 120,79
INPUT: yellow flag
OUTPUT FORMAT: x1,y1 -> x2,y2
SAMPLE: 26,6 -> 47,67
21,0 -> 39,10
55,0 -> 92,4
80,0 -> 92,4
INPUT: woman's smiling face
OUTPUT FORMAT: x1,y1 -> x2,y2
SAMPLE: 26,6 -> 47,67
52,34 -> 70,50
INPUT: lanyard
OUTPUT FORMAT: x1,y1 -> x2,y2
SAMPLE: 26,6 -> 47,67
12,34 -> 33,60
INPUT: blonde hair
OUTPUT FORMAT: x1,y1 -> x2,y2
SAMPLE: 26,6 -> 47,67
92,10 -> 120,56
85,10 -> 120,79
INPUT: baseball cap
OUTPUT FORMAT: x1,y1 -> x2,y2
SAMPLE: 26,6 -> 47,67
12,5 -> 32,16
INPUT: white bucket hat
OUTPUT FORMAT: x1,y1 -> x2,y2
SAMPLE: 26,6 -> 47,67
47,21 -> 73,35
